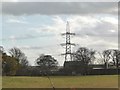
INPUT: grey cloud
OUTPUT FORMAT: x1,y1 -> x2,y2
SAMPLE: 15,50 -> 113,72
20,46 -> 42,50
19,44 -> 59,50
2,0 -> 119,2
88,44 -> 114,51
1,34 -> 55,41
75,20 -> 118,38
2,2 -> 117,15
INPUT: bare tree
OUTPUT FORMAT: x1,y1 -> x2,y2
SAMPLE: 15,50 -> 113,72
113,50 -> 120,68
74,47 -> 95,64
99,49 -> 120,69
73,47 -> 96,75
9,47 -> 29,67
102,50 -> 111,69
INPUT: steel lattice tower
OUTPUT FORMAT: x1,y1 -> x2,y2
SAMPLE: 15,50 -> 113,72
61,21 -> 75,61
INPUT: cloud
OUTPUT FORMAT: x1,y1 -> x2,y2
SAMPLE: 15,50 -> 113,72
32,15 -> 118,38
18,46 -> 42,50
6,18 -> 28,24
2,0 -> 120,2
1,34 -> 55,41
18,45 -> 59,50
2,2 -> 117,15
101,16 -> 118,25
28,15 -> 118,54
2,0 -> 18,2
2,13 -> 118,65
66,15 -> 118,38
30,16 -> 66,34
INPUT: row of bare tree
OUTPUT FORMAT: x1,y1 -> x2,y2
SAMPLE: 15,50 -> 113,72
73,47 -> 120,69
1,46 -> 120,76
2,47 -> 29,75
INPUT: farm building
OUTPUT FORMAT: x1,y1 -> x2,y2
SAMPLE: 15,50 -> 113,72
63,61 -> 119,75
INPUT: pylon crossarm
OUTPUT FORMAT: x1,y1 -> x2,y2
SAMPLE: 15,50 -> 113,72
61,53 -> 75,55
61,33 -> 75,36
60,43 -> 76,46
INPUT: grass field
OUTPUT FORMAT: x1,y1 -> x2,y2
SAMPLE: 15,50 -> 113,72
2,75 -> 118,88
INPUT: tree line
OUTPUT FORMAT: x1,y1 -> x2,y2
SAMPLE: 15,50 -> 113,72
1,47 -> 120,76
74,47 -> 120,69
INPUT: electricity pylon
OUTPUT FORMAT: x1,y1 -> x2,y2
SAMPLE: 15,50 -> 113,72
61,21 -> 75,61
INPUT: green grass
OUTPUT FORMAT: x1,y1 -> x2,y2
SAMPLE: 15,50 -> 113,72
2,75 -> 118,88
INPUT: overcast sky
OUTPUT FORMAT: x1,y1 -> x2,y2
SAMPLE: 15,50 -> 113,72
1,1 -> 118,66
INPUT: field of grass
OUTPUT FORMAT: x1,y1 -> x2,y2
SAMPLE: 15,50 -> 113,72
2,75 -> 118,88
